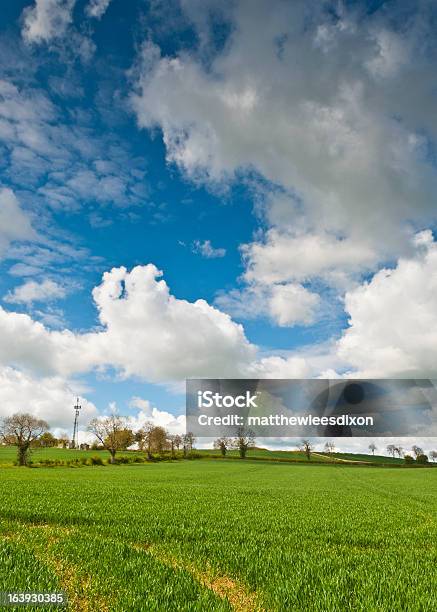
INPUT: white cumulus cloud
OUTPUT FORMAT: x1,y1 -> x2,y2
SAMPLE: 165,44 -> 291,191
216,282 -> 320,327
131,0 -> 437,308
337,231 -> 437,378
0,365 -> 97,430
0,263 -> 312,382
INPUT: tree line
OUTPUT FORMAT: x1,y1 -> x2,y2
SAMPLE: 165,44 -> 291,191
302,440 -> 437,464
0,413 -> 198,466
1,412 -> 436,467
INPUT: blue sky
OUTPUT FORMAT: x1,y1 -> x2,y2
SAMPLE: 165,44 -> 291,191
1,0 -> 437,453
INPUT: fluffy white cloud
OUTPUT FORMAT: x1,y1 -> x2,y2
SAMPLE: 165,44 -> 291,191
22,0 -> 76,44
246,355 -> 310,379
89,264 -> 256,380
0,365 -> 97,429
0,188 -> 36,257
3,242 -> 436,392
131,0 -> 437,296
242,230 -> 377,287
85,0 -> 111,20
269,284 -> 320,327
192,239 -> 226,258
0,263 -> 310,381
0,307 -> 90,376
4,279 -> 67,305
216,282 -> 320,327
129,397 -> 185,434
337,231 -> 437,377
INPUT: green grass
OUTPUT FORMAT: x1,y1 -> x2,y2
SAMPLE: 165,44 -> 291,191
197,448 -> 334,462
0,446 -> 430,468
319,452 -> 404,464
0,446 -> 145,466
0,461 -> 436,611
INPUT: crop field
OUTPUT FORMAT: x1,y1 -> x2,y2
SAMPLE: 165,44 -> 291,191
0,461 -> 436,611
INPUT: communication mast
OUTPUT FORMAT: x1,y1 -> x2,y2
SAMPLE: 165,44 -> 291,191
71,397 -> 81,449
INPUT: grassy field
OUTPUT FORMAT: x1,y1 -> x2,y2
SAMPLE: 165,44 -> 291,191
0,461 -> 436,611
0,447 -> 145,466
0,446 -> 407,467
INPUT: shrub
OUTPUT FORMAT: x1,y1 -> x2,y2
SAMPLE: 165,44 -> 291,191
404,455 -> 414,464
416,454 -> 429,464
90,455 -> 104,466
114,456 -> 131,464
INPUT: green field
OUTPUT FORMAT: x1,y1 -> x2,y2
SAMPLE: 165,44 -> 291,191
0,446 -> 407,467
0,461 -> 436,611
0,447 -> 145,466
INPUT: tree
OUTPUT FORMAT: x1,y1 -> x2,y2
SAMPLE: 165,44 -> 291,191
149,426 -> 169,456
368,442 -> 377,456
214,437 -> 231,457
57,432 -> 70,449
404,454 -> 414,465
183,432 -> 196,458
395,446 -> 404,458
0,413 -> 49,466
134,427 -> 147,453
416,453 -> 429,465
167,434 -> 177,458
136,424 -> 172,458
173,434 -> 182,452
167,433 -> 183,458
386,444 -> 397,458
36,432 -> 57,448
139,421 -> 156,459
430,450 -> 437,463
111,428 -> 134,451
233,427 -> 255,459
412,445 -> 423,459
300,439 -> 313,461
324,441 -> 335,457
88,415 -> 131,464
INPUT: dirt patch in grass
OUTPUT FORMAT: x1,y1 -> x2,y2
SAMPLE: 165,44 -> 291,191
133,541 -> 264,611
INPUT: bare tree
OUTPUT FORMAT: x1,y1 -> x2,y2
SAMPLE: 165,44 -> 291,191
430,450 -> 437,463
324,441 -> 335,457
167,434 -> 183,458
301,439 -> 313,461
368,442 -> 377,456
88,415 -> 131,464
395,446 -> 404,458
386,444 -> 397,458
167,434 -> 177,458
214,437 -> 231,457
1,413 -> 49,466
412,445 -> 423,459
233,427 -> 255,459
173,434 -> 182,453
